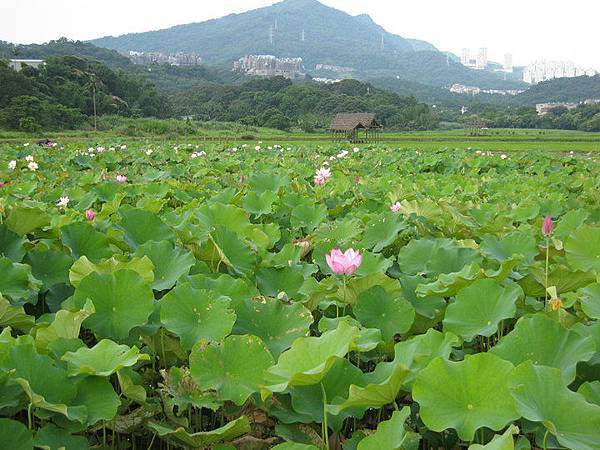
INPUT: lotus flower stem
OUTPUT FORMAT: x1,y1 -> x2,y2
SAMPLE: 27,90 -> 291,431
545,236 -> 550,307
543,429 -> 549,450
27,403 -> 33,430
321,382 -> 329,449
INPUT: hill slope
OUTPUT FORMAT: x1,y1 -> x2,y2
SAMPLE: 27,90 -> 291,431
91,0 -> 518,88
515,75 -> 600,104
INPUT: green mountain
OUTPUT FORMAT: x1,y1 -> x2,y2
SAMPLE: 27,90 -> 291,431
515,75 -> 600,104
90,0 -> 518,88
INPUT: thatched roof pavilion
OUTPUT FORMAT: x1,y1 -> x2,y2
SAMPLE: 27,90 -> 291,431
330,113 -> 382,143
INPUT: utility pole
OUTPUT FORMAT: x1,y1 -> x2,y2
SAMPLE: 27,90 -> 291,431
380,33 -> 384,51
301,29 -> 305,42
269,25 -> 274,45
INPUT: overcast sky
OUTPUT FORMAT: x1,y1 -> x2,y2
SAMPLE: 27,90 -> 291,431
1,0 -> 597,69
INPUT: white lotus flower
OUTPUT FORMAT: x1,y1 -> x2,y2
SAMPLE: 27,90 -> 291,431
25,155 -> 34,162
8,160 -> 16,170
57,196 -> 70,208
27,161 -> 38,171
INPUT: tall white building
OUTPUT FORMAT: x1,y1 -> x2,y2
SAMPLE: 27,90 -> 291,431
523,61 -> 597,84
503,54 -> 513,73
461,48 -> 470,66
475,48 -> 488,70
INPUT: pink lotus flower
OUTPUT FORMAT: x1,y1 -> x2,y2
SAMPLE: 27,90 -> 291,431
115,175 -> 127,183
314,166 -> 332,186
85,210 -> 96,221
326,248 -> 362,276
542,215 -> 553,236
390,202 -> 401,213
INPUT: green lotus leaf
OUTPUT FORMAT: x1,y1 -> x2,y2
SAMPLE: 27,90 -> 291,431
519,265 -> 596,297
160,366 -> 221,411
361,212 -> 406,252
0,224 -> 26,262
243,190 -> 278,217
481,232 -> 538,265
357,408 -> 415,450
249,172 -> 290,194
317,316 -> 382,352
336,273 -> 403,307
413,353 -> 518,441
578,283 -> 600,319
60,222 -> 114,262
354,251 -> 394,277
0,418 -> 33,450
5,205 -> 50,236
119,206 -> 175,249
72,376 -> 120,425
134,240 -> 195,290
0,256 -> 41,303
24,250 -> 73,290
190,335 -> 274,405
160,284 -> 236,351
468,425 -> 519,450
578,381 -> 600,406
69,255 -> 154,288
328,362 -> 409,415
416,263 -> 482,298
290,357 -> 364,431
203,225 -> 256,277
398,274 -> 446,320
256,266 -> 306,299
0,295 -> 34,331
509,362 -> 600,450
69,269 -> 155,341
62,339 -> 149,377
272,444 -> 319,450
33,424 -> 89,450
443,279 -> 523,341
490,314 -> 595,383
290,202 -> 328,232
147,416 -> 250,448
553,209 -> 589,241
392,329 -> 460,389
187,273 -> 259,308
34,300 -> 94,351
565,225 -> 600,273
117,367 -> 147,404
265,320 -> 361,394
232,296 -> 312,358
398,238 -> 481,277
354,285 -> 415,341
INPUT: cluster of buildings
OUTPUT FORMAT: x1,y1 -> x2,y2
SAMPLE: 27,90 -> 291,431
461,48 -> 514,73
449,83 -> 524,96
536,99 -> 600,115
8,59 -> 45,71
314,64 -> 355,74
523,61 -> 597,84
233,55 -> 306,80
127,51 -> 202,66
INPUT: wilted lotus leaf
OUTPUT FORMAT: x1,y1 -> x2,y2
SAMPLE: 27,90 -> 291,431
443,279 -> 522,341
0,418 -> 33,450
265,320 -> 361,394
160,284 -> 235,350
62,339 -> 149,377
147,415 -> 250,448
354,285 -> 415,341
468,425 -> 519,450
233,296 -> 312,358
413,353 -> 518,441
491,313 -> 595,383
68,269 -> 155,341
509,362 -> 600,450
357,408 -> 417,450
69,255 -> 154,288
565,225 -> 600,273
190,335 -> 274,405
134,240 -> 195,290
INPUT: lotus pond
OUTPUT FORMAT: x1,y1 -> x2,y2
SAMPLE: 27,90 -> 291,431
0,141 -> 599,450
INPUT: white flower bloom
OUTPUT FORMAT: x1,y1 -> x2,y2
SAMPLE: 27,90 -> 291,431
8,160 -> 16,170
500,154 -> 508,160
120,145 -> 127,150
57,196 -> 70,208
145,149 -> 153,156
25,155 -> 34,162
23,143 -> 30,147
353,147 -> 360,153
27,161 -> 38,171
255,146 -> 261,151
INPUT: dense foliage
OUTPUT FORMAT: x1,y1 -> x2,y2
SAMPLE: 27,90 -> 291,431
0,140 -> 599,449
170,77 -> 439,131
0,56 -> 169,131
